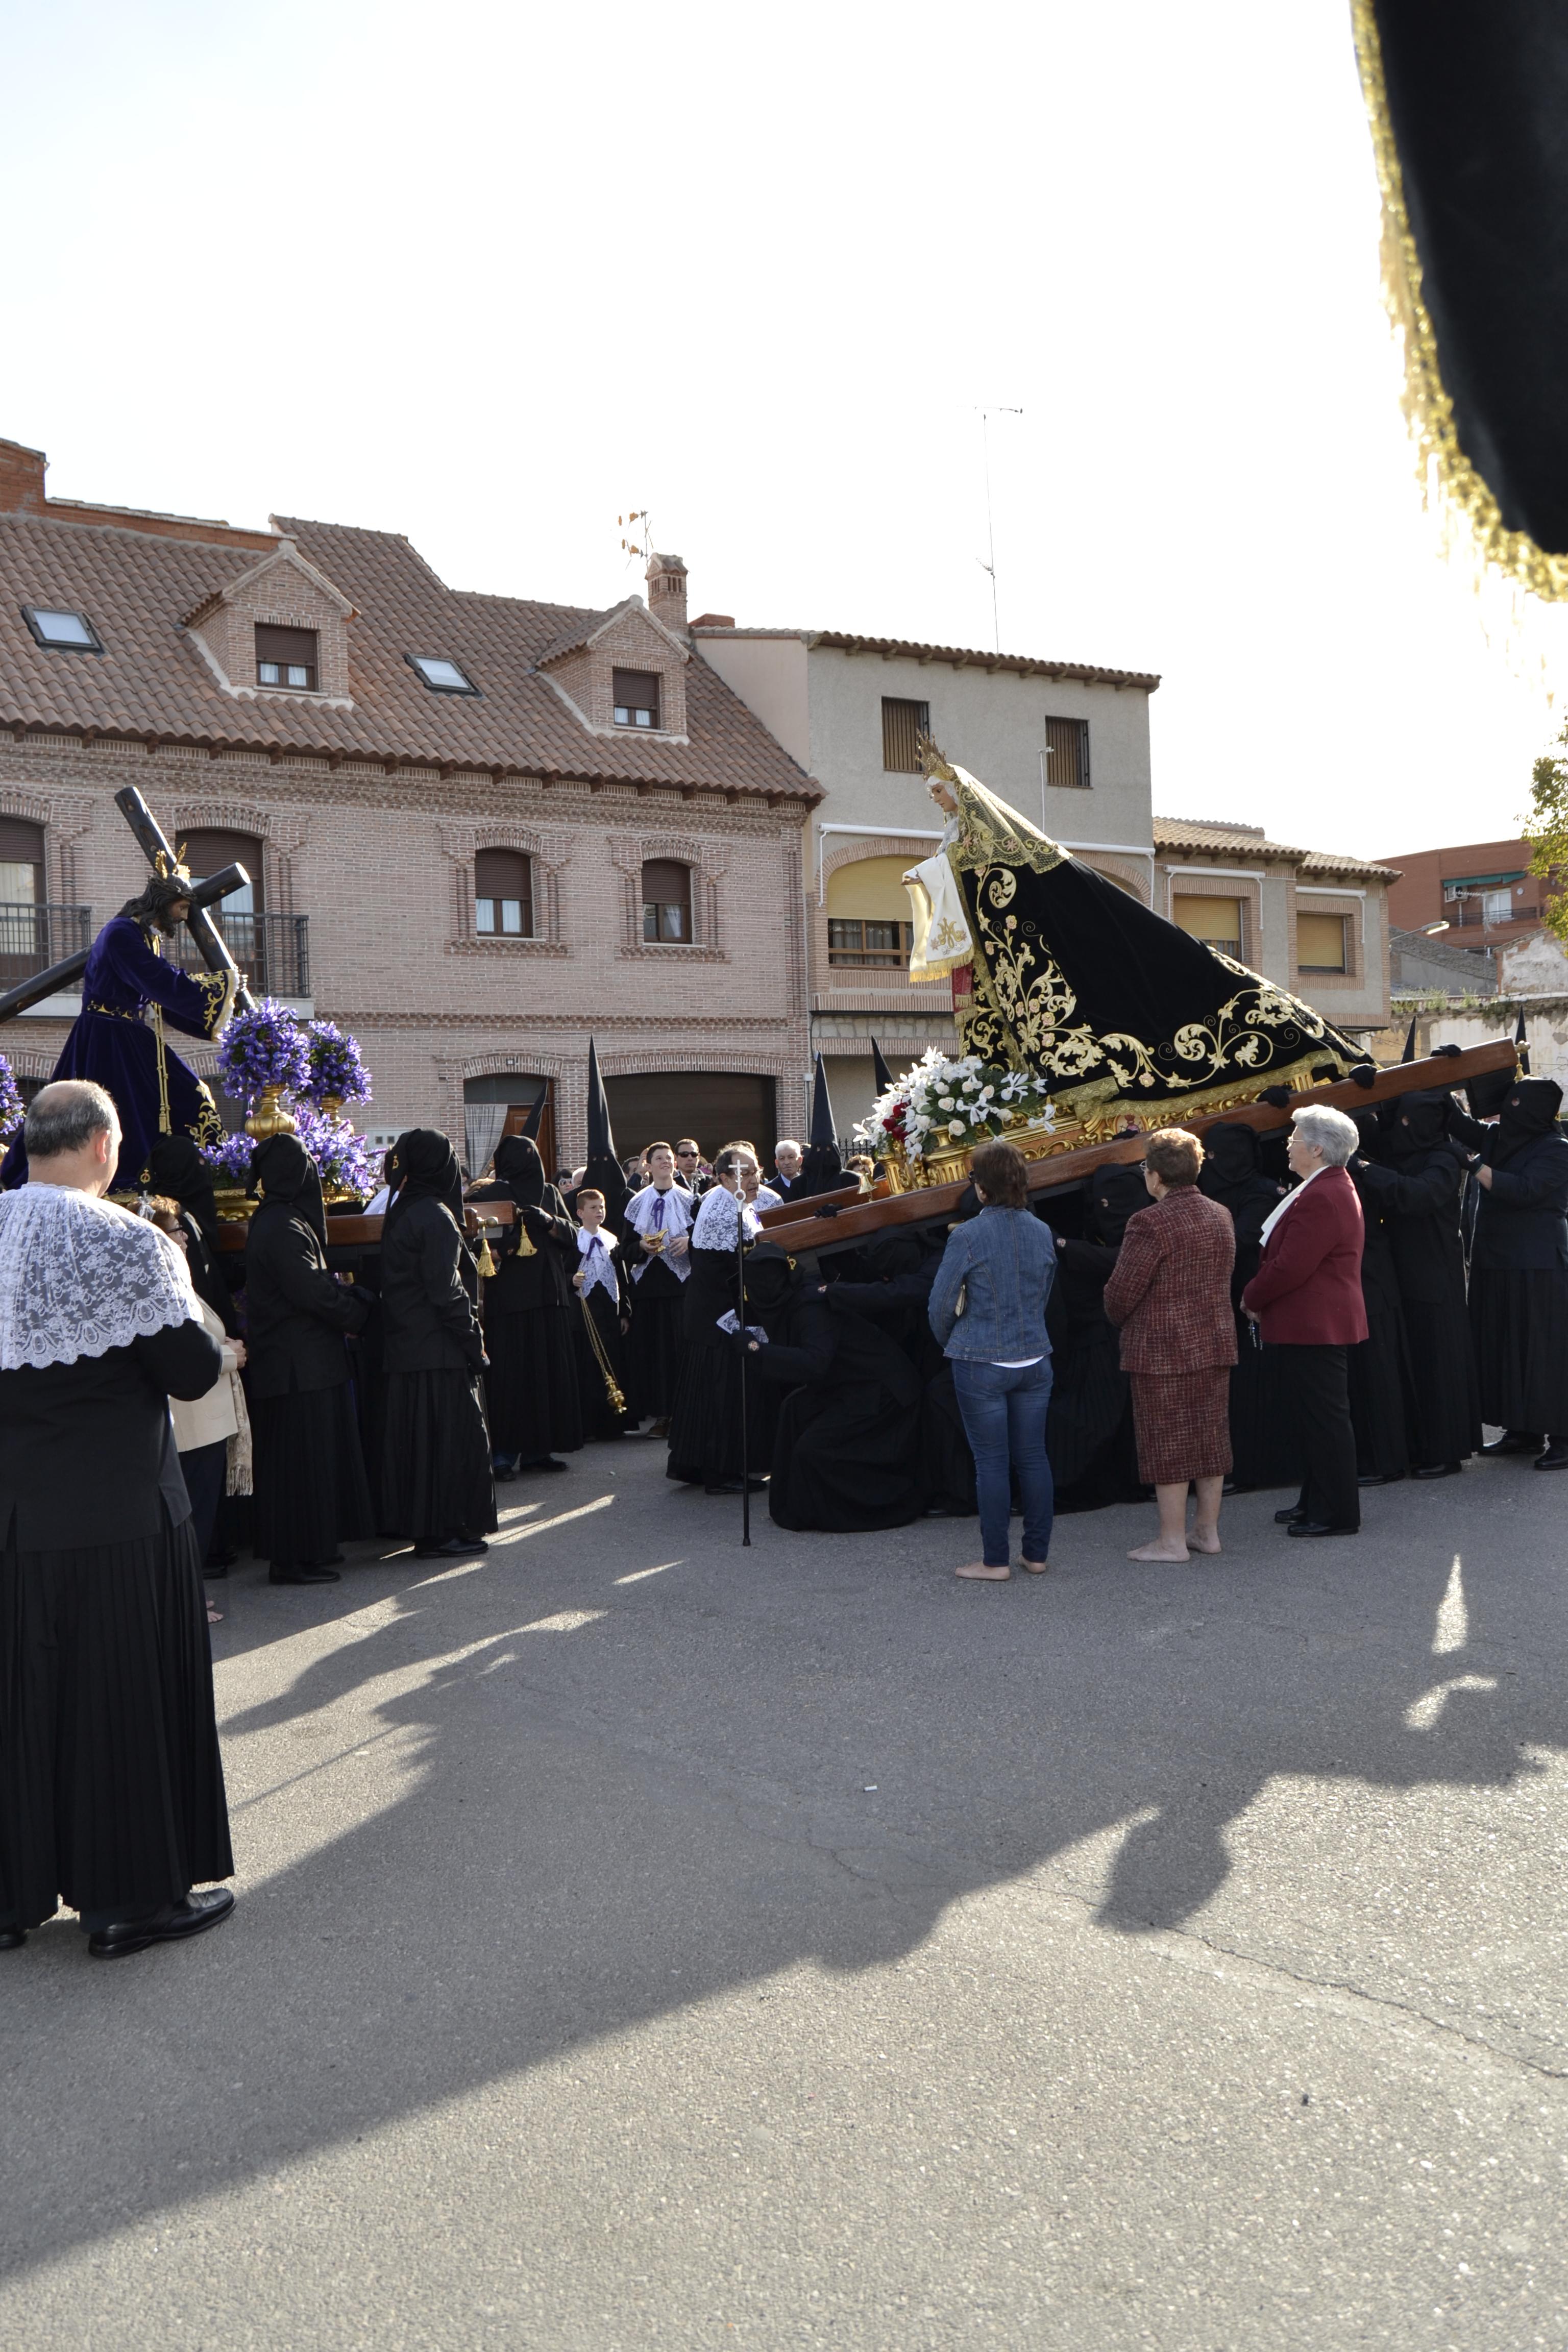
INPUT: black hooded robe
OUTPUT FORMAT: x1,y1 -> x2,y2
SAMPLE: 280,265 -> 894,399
1197,1123 -> 1300,1492
750,1285 -> 923,1532
1452,1082 -> 1568,1436
822,1235 -> 976,1516
1045,1168 -> 1146,1513
1353,1095 -> 1481,1469
379,1130 -> 497,1545
1345,1157 -> 1418,1485
468,1136 -> 584,1466
244,1136 -> 374,1574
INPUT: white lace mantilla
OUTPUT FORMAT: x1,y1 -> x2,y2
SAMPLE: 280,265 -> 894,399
0,1183 -> 198,1370
691,1187 -> 761,1252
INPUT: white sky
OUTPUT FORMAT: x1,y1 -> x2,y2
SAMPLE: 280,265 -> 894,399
2,0 -> 1559,860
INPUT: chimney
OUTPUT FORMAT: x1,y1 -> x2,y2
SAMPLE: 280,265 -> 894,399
646,550 -> 688,634
0,437 -> 48,514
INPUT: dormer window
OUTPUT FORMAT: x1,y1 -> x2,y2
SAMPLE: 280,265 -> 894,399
613,668 -> 660,729
408,654 -> 478,695
255,624 -> 318,691
22,604 -> 102,653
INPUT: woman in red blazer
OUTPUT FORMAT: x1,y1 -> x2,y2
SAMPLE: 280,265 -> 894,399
1104,1129 -> 1236,1562
1241,1105 -> 1366,1536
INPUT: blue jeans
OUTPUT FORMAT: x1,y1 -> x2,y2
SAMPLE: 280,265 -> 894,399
952,1358 -> 1055,1567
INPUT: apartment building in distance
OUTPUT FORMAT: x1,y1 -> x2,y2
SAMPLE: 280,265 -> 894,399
0,437 -> 819,1170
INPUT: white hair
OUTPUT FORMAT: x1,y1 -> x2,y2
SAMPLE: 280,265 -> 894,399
1291,1104 -> 1359,1166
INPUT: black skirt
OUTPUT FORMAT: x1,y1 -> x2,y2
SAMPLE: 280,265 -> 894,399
666,1339 -> 778,1488
1225,1317 -> 1302,1491
0,1511 -> 233,1931
627,1261 -> 687,1417
383,1367 -> 497,1543
483,1304 -> 583,1461
1471,1266 -> 1568,1432
1402,1297 -> 1482,1465
920,1362 -> 978,1515
253,1382 -> 373,1570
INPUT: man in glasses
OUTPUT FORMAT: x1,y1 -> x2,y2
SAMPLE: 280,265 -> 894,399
673,1139 -> 708,1196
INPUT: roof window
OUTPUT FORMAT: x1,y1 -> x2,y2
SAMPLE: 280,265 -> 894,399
613,667 -> 660,729
22,604 -> 102,653
407,654 -> 478,695
255,623 -> 317,692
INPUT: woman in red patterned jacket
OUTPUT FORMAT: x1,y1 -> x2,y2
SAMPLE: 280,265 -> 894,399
1104,1129 -> 1237,1563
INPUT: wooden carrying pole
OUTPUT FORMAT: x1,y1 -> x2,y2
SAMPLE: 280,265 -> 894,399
755,1040 -> 1522,1256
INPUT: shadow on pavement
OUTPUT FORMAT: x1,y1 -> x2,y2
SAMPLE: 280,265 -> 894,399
2,1442 -> 1561,2280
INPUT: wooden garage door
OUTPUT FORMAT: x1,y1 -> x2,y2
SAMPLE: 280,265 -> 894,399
604,1073 -> 778,1164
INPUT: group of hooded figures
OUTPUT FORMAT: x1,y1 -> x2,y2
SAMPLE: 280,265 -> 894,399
146,1054 -> 1568,1586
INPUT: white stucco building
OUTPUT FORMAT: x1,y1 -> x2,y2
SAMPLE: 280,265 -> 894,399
693,620 -> 1160,1134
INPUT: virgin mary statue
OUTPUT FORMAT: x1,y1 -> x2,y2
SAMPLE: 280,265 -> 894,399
902,746 -> 1366,1124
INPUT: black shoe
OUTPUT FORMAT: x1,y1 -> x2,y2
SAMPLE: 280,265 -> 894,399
88,1886 -> 234,1961
704,1476 -> 769,1495
457,1535 -> 491,1552
269,1564 -> 342,1585
1413,1461 -> 1463,1480
1287,1520 -> 1359,1538
1535,1441 -> 1568,1471
493,1462 -> 518,1483
0,1928 -> 24,1950
1274,1505 -> 1306,1525
413,1535 -> 491,1559
203,1562 -> 230,1580
522,1457 -> 570,1474
1481,1431 -> 1542,1457
1357,1473 -> 1394,1488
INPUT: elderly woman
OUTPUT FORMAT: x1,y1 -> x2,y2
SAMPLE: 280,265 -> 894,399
1102,1130 -> 1237,1562
1241,1103 -> 1367,1538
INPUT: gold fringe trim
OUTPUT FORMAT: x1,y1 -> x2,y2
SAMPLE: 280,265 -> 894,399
1351,0 -> 1568,600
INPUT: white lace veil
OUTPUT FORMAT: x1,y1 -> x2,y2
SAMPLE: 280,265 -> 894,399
0,1183 -> 199,1370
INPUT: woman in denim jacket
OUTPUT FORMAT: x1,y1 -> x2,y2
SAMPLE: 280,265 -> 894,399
928,1139 -> 1058,1580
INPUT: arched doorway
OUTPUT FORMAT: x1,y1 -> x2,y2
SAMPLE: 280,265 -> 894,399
462,1074 -> 555,1179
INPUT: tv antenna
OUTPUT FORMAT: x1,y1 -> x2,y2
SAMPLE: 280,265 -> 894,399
619,509 -> 653,569
975,407 -> 1022,653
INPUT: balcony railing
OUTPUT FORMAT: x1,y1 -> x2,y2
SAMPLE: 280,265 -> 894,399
171,911 -> 310,999
0,901 -> 92,988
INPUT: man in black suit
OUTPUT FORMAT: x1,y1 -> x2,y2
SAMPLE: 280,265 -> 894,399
769,1138 -> 806,1202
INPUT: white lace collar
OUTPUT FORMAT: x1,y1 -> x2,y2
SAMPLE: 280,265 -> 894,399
0,1183 -> 198,1370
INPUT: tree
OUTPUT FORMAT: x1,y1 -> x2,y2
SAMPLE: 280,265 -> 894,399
1523,722 -> 1568,943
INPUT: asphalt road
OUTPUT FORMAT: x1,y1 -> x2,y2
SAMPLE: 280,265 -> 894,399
3,1438 -> 1566,2350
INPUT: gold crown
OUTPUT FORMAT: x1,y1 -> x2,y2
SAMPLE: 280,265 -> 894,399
916,731 -> 958,784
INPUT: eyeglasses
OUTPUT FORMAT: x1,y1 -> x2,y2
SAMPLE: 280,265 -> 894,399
676,1148 -> 698,1159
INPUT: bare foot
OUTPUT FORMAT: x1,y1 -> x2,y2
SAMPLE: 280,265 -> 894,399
1020,1558 -> 1050,1575
206,1601 -> 223,1623
1186,1527 -> 1222,1555
1126,1541 -> 1190,1563
955,1561 -> 1012,1581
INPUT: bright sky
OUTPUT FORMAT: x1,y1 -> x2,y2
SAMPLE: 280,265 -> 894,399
3,1 -> 1559,861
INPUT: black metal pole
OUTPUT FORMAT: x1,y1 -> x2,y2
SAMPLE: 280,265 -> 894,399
737,1207 -> 750,1547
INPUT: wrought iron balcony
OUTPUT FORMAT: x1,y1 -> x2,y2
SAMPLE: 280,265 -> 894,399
0,902 -> 92,988
171,911 -> 310,999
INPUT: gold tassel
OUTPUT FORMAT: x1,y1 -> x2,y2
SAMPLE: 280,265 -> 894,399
475,1228 -> 498,1280
578,1292 -> 626,1415
1351,0 -> 1568,603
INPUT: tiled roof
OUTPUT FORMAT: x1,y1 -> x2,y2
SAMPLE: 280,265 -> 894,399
691,622 -> 1160,692
0,509 -> 818,801
1155,815 -> 1398,883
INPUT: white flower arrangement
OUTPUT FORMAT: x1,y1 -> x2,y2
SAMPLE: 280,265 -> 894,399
860,1047 -> 1057,1161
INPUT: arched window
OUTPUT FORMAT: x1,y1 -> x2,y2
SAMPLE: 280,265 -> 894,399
825,854 -> 913,967
642,859 -> 692,943
475,848 -> 533,938
182,829 -> 264,918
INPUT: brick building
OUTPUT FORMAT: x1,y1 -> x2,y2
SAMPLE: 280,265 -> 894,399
1380,835 -> 1550,964
0,436 -> 819,1171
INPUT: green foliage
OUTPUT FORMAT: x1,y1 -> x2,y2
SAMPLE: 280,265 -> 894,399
1524,721 -> 1568,943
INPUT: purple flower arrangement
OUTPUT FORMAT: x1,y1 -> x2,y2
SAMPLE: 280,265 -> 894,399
217,998 -> 310,1101
201,1131 -> 258,1187
301,1020 -> 372,1110
292,1105 -> 379,1201
0,1054 -> 22,1140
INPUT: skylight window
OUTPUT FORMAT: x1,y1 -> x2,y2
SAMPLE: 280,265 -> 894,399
407,654 -> 478,695
22,604 -> 102,653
